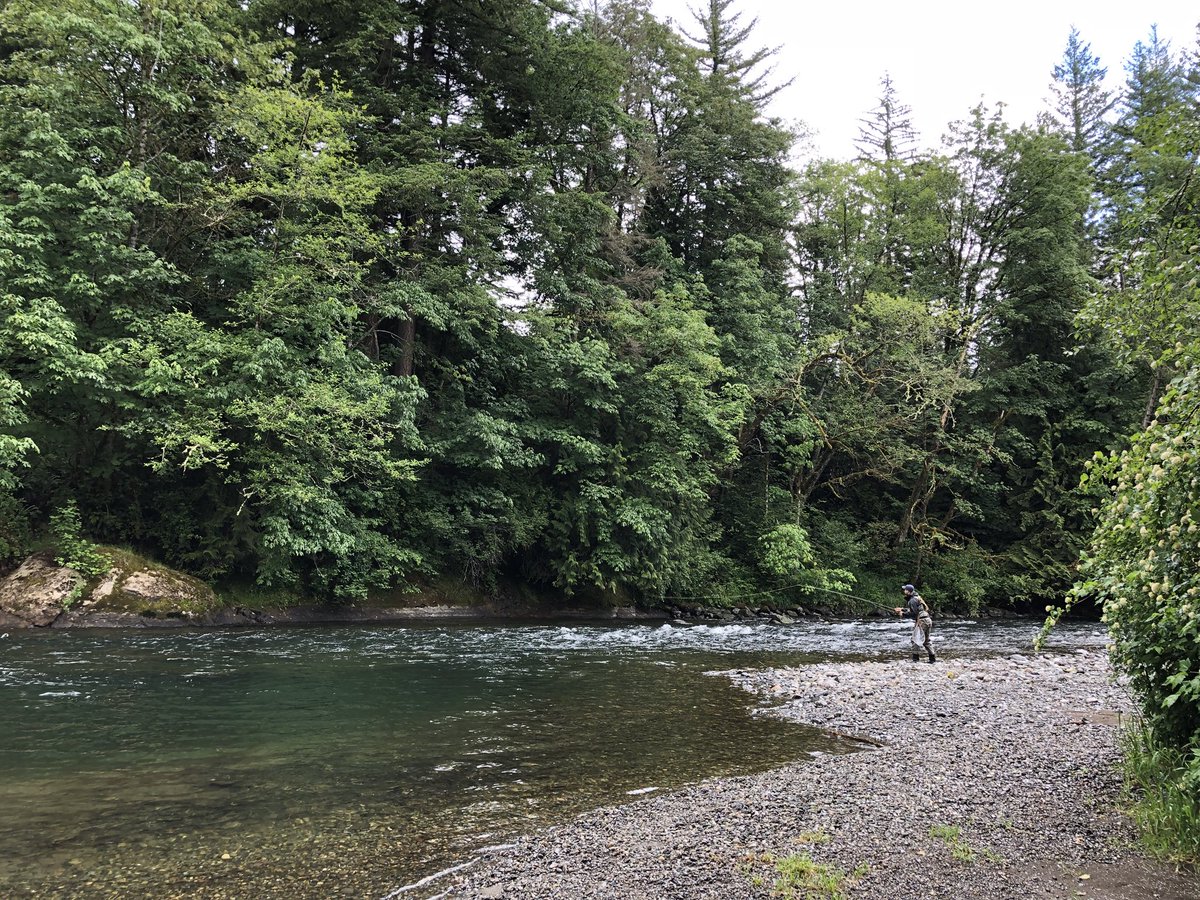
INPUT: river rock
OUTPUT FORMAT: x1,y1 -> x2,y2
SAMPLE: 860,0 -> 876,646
0,607 -> 25,627
89,570 -> 119,603
444,650 -> 1200,900
0,553 -> 82,626
3,552 -> 221,627
116,569 -> 215,609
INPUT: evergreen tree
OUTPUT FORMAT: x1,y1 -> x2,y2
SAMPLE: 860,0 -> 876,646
1119,27 -> 1190,133
683,0 -> 790,106
645,0 -> 795,276
966,128 -> 1129,600
1105,27 -> 1192,233
1097,27 -> 1196,423
1046,27 -> 1114,156
856,73 -> 919,162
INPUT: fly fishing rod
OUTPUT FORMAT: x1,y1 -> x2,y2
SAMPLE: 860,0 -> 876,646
661,581 -> 897,613
801,584 -> 898,613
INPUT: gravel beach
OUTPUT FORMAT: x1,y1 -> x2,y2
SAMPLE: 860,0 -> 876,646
440,650 -> 1199,899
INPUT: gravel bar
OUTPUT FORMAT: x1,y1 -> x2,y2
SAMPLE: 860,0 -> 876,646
441,650 -> 1200,899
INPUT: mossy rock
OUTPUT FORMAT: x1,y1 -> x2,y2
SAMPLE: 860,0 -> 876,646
0,552 -> 84,626
85,548 -> 220,618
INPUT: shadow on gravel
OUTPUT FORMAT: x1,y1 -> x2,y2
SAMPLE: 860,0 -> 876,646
1037,860 -> 1200,899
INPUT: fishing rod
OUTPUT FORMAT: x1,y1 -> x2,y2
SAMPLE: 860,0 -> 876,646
661,581 -> 896,613
802,584 -> 898,613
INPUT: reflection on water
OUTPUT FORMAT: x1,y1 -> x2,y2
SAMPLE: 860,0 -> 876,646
0,619 -> 1104,898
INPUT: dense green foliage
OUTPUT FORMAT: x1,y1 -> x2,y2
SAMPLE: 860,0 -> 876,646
3,0 -> 1199,852
49,500 -> 108,579
1038,25 -> 1200,859
0,0 -> 1193,637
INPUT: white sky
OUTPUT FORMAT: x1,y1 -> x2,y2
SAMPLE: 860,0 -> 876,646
651,0 -> 1199,160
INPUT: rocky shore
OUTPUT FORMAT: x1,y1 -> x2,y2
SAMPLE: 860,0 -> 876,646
441,650 -> 1199,900
0,553 -> 664,629
2,551 -> 1031,632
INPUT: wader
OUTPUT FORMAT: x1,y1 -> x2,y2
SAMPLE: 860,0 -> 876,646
911,617 -> 934,663
902,591 -> 936,663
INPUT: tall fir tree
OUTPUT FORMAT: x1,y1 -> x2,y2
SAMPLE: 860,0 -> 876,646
856,73 -> 919,162
1046,27 -> 1114,156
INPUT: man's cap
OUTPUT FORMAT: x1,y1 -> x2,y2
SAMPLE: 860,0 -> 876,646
902,583 -> 915,591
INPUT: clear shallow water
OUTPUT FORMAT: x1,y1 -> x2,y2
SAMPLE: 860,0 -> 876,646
0,618 -> 1105,898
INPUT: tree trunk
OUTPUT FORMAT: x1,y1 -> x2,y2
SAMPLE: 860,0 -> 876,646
1142,365 -> 1163,429
395,317 -> 416,378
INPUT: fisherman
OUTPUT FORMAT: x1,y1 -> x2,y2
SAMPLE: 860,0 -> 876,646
893,583 -> 936,663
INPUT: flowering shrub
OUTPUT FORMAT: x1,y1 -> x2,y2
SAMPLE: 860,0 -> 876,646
1043,363 -> 1200,861
1073,367 -> 1200,753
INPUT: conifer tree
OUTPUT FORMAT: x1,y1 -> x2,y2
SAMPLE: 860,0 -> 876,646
1119,27 -> 1190,132
856,73 -> 919,162
1097,27 -> 1195,422
1046,27 -> 1114,156
683,0 -> 790,106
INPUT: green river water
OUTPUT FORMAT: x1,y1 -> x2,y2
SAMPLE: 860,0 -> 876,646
0,618 -> 1105,898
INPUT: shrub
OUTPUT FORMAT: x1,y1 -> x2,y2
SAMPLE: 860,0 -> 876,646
1072,370 -> 1200,750
49,501 -> 109,579
1045,365 -> 1200,858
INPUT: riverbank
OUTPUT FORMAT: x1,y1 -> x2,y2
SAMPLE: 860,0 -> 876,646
1,551 -> 1038,631
441,650 -> 1199,899
0,552 -> 668,629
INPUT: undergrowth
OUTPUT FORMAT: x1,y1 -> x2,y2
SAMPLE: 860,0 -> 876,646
743,851 -> 867,900
1121,721 -> 1200,865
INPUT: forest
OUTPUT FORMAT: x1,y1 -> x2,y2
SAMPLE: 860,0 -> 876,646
3,0 -> 1200,859
0,0 -> 1195,613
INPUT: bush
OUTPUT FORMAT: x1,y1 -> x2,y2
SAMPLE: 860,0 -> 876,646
1045,365 -> 1200,856
1072,369 -> 1200,750
49,501 -> 109,579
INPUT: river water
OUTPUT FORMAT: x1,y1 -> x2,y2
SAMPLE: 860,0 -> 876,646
0,617 -> 1105,898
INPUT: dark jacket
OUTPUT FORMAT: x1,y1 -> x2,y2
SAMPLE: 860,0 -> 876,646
900,593 -> 932,622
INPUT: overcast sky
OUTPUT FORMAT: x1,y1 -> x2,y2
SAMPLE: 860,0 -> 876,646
651,0 -> 1199,160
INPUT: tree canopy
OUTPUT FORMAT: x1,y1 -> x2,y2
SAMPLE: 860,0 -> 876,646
0,1 -> 1194,634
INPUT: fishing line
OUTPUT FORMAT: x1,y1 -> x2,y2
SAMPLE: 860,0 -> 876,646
661,581 -> 895,612
803,584 -> 897,612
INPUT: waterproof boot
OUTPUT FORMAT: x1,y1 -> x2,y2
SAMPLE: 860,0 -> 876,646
927,652 -> 937,663
911,653 -> 921,663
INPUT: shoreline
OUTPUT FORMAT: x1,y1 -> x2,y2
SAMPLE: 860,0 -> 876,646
3,599 -> 1027,631
2,550 -> 1040,631
0,551 -> 672,630
439,650 -> 1199,900
20,602 -> 669,630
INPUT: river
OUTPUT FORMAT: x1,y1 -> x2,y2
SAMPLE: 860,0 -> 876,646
0,617 -> 1105,898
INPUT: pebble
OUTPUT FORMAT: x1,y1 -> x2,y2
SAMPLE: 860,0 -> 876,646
444,651 -> 1198,900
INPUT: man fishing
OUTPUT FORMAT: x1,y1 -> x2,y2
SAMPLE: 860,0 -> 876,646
894,583 -> 936,663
